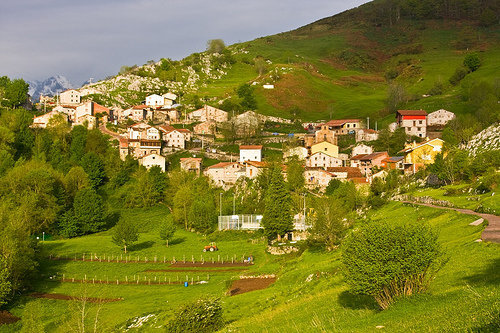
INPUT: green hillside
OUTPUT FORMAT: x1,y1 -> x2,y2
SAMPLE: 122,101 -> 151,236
85,0 -> 499,126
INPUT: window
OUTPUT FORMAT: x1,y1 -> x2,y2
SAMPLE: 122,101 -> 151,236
325,148 -> 327,151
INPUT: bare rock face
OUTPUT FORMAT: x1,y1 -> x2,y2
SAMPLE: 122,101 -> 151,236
465,124 -> 500,156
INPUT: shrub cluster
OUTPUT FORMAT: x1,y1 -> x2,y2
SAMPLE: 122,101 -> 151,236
166,298 -> 224,333
341,221 -> 445,309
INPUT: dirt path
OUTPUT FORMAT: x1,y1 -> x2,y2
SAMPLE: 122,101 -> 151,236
0,311 -> 20,325
99,124 -> 124,141
227,277 -> 276,296
400,201 -> 500,243
31,293 -> 122,303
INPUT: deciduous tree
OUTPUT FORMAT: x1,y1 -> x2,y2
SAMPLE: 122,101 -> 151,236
112,220 -> 138,253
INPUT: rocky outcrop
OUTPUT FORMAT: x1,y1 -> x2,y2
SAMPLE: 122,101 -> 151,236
392,194 -> 454,207
465,123 -> 500,156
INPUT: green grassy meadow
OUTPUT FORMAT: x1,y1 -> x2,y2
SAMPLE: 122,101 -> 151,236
410,183 -> 500,214
2,201 -> 499,332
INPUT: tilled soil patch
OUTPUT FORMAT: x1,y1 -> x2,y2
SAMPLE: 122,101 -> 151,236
31,292 -> 123,303
0,311 -> 20,325
228,277 -> 276,296
170,262 -> 253,268
144,268 -> 248,272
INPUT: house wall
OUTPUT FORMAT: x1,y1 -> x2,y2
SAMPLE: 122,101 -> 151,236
60,90 -> 81,105
240,149 -> 262,162
146,95 -> 164,107
306,152 -> 342,169
311,142 -> 339,158
140,154 -> 166,172
427,109 -> 455,126
399,117 -> 427,138
352,144 -> 373,156
164,131 -> 186,148
314,125 -> 336,145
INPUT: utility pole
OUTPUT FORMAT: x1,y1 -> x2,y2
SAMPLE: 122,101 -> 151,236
233,195 -> 236,215
367,117 -> 370,129
219,193 -> 222,217
303,193 -> 306,219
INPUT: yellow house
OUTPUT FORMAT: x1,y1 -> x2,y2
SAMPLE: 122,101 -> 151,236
399,138 -> 444,174
311,141 -> 339,158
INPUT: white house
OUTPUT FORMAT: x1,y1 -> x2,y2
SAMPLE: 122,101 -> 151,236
53,105 -> 76,121
306,152 -> 342,169
283,146 -> 308,160
204,162 -> 245,188
146,93 -> 176,108
145,94 -> 164,107
396,110 -> 428,138
73,114 -> 96,129
128,123 -> 151,139
139,153 -> 166,172
352,144 -> 373,157
31,110 -> 68,128
304,168 -> 335,190
59,89 -> 81,105
245,161 -> 268,179
159,125 -> 192,149
188,105 -> 228,123
239,145 -> 263,163
427,109 -> 455,126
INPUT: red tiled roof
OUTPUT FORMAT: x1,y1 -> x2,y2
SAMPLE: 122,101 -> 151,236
397,110 -> 428,116
180,158 -> 202,162
362,129 -> 378,134
158,125 -> 175,133
240,145 -> 263,150
351,152 -> 388,161
132,104 -> 148,109
351,177 -> 369,184
327,167 -> 363,178
119,138 -> 128,148
323,119 -> 361,127
206,162 -> 240,169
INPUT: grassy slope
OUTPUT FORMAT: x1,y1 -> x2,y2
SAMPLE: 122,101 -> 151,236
224,202 -> 500,332
410,183 -> 499,214
2,202 -> 499,332
196,19 -> 499,124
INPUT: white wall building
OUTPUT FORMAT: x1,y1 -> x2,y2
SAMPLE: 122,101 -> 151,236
59,89 -> 81,105
352,144 -> 373,157
306,152 -> 343,169
427,109 -> 455,126
239,145 -> 263,163
139,153 -> 166,172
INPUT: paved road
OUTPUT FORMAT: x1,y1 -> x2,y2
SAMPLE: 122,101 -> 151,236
401,201 -> 500,243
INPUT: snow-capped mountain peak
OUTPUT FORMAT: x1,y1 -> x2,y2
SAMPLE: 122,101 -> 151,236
28,75 -> 73,101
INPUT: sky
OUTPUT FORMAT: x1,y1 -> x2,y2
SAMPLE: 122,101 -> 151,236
0,0 -> 370,86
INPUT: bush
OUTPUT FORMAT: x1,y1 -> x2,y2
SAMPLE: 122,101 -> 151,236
464,53 -> 481,72
449,67 -> 468,85
166,298 -> 224,333
341,221 -> 445,309
428,81 -> 444,95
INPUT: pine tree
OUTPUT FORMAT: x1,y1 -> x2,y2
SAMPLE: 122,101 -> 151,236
262,166 -> 293,240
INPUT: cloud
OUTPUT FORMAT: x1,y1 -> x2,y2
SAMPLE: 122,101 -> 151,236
0,0 -> 369,85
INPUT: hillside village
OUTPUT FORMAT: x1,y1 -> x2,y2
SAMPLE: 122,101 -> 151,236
32,88 -> 457,192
